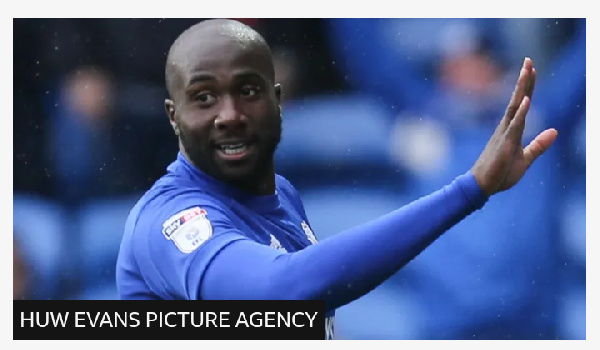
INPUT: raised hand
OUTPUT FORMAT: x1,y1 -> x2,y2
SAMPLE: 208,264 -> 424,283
470,57 -> 558,196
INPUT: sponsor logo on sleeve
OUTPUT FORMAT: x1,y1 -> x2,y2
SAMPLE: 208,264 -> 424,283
162,207 -> 212,254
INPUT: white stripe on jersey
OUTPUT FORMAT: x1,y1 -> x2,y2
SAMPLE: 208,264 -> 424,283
325,316 -> 335,340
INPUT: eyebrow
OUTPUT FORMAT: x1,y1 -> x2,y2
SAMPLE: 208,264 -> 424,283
187,73 -> 216,86
186,69 -> 269,88
232,70 -> 268,83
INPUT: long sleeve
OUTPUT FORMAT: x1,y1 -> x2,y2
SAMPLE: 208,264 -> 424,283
201,171 -> 487,311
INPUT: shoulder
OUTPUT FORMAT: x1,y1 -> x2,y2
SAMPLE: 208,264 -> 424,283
119,176 -> 249,300
275,174 -> 301,200
127,174 -> 238,252
275,174 -> 309,218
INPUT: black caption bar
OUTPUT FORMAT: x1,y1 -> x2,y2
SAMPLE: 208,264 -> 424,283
14,300 -> 325,340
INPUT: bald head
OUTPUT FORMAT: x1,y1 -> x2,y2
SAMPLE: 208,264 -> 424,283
165,19 -> 274,101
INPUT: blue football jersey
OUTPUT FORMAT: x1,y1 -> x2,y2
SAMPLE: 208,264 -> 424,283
116,152 -> 334,339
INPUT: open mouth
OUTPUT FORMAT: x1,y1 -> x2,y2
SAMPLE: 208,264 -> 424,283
215,141 -> 255,161
220,143 -> 249,155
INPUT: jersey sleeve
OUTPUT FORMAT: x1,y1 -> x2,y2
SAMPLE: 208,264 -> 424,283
131,190 -> 249,300
201,171 -> 487,312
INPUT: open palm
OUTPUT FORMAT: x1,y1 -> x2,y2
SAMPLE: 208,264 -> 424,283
471,58 -> 558,196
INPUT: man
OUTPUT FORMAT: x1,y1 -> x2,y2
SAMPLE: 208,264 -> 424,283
115,19 -> 557,340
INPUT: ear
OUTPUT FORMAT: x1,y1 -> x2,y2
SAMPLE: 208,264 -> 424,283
165,99 -> 179,135
274,83 -> 282,102
274,83 -> 282,114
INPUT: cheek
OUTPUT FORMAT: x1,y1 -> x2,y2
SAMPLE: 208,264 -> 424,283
177,117 -> 214,149
253,101 -> 281,126
178,112 -> 212,135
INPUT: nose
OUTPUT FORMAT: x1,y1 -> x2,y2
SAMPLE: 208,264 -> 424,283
214,96 -> 247,132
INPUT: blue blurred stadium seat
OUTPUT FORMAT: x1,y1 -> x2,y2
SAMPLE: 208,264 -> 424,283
13,194 -> 68,299
334,279 -> 420,340
557,111 -> 586,339
558,284 -> 586,340
300,187 -> 409,241
276,94 -> 402,188
75,195 -> 139,300
562,111 -> 586,269
561,191 -> 586,268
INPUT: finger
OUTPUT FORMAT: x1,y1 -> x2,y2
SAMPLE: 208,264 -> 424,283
502,58 -> 532,128
526,67 -> 536,99
507,95 -> 531,141
523,128 -> 558,166
524,57 -> 534,71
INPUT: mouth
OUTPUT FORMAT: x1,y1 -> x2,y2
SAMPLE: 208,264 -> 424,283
214,140 -> 256,161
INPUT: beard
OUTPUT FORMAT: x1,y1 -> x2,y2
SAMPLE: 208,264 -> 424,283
178,116 -> 281,190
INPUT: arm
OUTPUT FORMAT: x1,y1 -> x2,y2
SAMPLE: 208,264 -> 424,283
201,171 -> 485,311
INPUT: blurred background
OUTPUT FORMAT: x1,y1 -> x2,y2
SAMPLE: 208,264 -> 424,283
13,18 -> 585,340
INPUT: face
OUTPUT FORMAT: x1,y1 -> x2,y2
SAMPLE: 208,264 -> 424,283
166,35 -> 282,188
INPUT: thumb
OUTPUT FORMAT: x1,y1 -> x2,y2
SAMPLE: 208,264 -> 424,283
523,128 -> 559,166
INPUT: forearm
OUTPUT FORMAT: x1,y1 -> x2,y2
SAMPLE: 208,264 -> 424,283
201,171 -> 487,310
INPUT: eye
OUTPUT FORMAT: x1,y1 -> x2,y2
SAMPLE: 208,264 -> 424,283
194,92 -> 216,105
241,85 -> 260,98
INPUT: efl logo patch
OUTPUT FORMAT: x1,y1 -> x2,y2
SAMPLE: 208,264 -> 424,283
162,207 -> 212,254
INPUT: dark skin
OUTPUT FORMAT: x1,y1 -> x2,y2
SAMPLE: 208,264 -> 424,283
471,57 -> 558,195
165,20 -> 558,199
165,20 -> 282,196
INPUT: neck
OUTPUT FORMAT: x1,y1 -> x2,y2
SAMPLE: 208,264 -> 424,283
180,147 -> 276,196
229,163 -> 276,196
